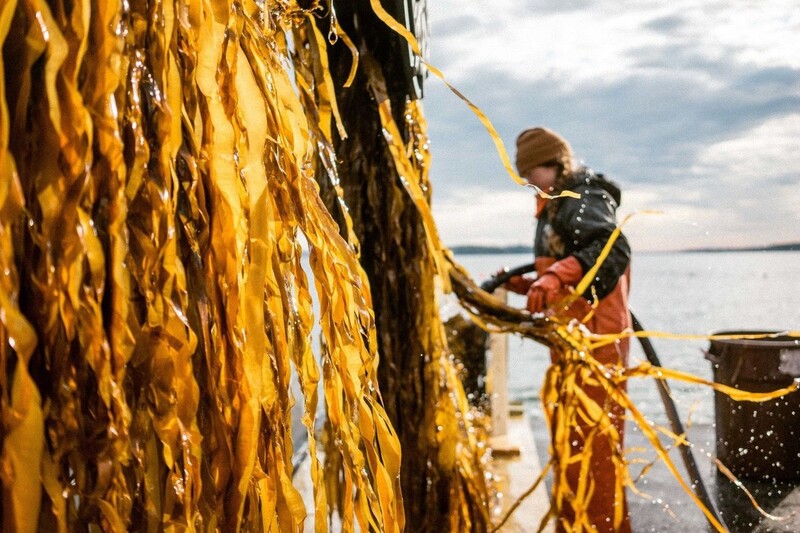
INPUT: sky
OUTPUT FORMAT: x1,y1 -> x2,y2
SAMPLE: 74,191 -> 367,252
421,0 -> 800,252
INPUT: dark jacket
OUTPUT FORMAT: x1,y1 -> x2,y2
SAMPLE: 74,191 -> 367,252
534,167 -> 631,301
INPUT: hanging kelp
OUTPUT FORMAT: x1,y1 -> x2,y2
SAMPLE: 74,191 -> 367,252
0,3 -> 44,529
380,95 -> 492,530
322,0 -> 494,523
0,0 -> 406,530
363,6 -> 800,531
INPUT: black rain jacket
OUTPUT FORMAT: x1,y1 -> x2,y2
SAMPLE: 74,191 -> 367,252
534,167 -> 631,300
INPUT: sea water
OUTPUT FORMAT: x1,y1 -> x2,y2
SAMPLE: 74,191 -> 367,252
451,250 -> 800,427
294,250 -> 800,529
297,249 -> 799,435
451,250 -> 800,531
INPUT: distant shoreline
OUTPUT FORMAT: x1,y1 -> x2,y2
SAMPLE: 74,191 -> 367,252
450,242 -> 800,255
681,242 -> 800,253
449,245 -> 531,255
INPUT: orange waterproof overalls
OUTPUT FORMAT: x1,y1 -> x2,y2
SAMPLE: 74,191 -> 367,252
533,188 -> 632,533
536,255 -> 631,533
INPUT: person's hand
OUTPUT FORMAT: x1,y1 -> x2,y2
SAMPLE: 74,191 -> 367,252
505,274 -> 533,295
526,273 -> 562,312
493,268 -> 533,294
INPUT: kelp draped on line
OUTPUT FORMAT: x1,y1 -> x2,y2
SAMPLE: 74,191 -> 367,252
322,2 -> 493,529
0,0 -> 426,530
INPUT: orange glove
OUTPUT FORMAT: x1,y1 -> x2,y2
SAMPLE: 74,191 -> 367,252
526,273 -> 562,313
493,267 -> 533,295
504,274 -> 534,295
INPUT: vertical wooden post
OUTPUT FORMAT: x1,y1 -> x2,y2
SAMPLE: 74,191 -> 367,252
488,288 -> 522,457
488,288 -> 510,438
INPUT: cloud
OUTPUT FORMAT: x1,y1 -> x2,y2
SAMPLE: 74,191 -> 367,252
423,0 -> 799,250
432,187 -> 538,246
620,114 -> 800,250
692,113 -> 800,184
642,14 -> 687,33
428,1 -> 800,84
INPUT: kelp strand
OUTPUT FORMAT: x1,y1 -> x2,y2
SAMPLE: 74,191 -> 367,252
0,0 -> 414,530
2,0 -> 796,531
364,5 -> 800,528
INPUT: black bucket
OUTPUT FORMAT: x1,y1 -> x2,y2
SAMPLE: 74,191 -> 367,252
706,331 -> 800,480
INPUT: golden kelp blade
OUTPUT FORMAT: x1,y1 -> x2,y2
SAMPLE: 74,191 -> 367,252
333,23 -> 359,88
374,97 -> 451,290
624,361 -> 799,402
305,12 -> 347,141
574,213 -> 633,298
714,459 -> 792,523
365,60 -> 491,528
0,4 -> 45,530
2,0 -> 407,530
7,0 -> 136,528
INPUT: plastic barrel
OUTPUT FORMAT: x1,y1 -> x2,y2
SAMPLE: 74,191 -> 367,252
706,331 -> 800,480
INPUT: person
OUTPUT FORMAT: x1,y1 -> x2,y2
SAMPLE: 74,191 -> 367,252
501,126 -> 632,533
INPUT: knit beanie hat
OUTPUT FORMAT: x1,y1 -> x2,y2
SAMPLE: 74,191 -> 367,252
515,127 -> 573,177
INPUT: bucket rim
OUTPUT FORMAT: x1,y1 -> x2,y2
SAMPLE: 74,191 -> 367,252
707,329 -> 800,348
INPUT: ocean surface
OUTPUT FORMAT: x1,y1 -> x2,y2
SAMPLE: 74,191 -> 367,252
294,250 -> 800,530
298,249 -> 799,439
449,250 -> 800,427
448,250 -> 800,531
